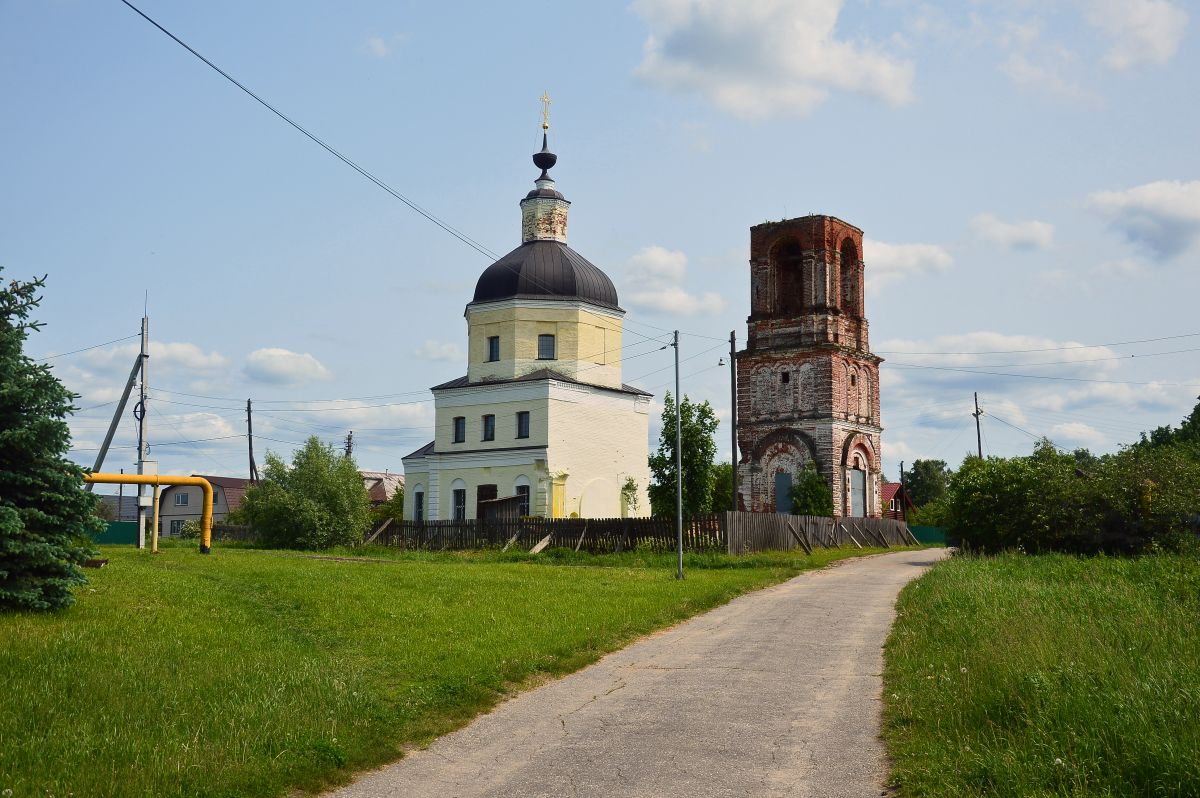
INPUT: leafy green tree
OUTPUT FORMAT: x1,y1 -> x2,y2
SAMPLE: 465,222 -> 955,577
239,436 -> 372,550
371,484 -> 405,524
789,461 -> 835,517
708,462 -> 734,512
904,459 -> 951,507
648,392 -> 719,518
0,272 -> 100,611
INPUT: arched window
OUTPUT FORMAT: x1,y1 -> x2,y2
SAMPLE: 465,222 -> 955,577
840,239 -> 860,317
450,478 -> 467,521
771,239 -> 806,314
412,483 -> 425,522
514,475 -> 531,517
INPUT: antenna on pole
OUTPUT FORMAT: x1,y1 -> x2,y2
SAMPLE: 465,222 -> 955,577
344,430 -> 354,459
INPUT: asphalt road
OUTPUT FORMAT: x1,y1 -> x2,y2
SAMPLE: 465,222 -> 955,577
326,548 -> 948,798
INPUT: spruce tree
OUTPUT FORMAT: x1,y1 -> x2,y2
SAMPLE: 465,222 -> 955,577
0,271 -> 99,611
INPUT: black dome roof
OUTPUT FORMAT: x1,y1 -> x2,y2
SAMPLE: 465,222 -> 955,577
472,240 -> 620,309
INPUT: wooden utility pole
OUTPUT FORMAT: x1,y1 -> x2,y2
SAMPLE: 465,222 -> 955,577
135,314 -> 149,549
246,399 -> 259,483
729,330 -> 738,513
973,392 -> 983,459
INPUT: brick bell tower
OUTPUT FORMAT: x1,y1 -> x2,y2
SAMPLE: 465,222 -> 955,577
735,215 -> 883,517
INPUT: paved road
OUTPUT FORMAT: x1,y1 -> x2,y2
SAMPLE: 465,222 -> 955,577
327,548 -> 948,798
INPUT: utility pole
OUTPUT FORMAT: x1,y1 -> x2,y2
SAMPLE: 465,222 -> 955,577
729,330 -> 738,514
246,399 -> 259,483
973,392 -> 983,459
135,314 -> 149,549
674,330 -> 683,580
86,341 -> 145,490
899,461 -> 905,486
344,430 -> 354,459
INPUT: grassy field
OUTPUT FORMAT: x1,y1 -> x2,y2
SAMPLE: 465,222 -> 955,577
0,543 -> 888,798
883,553 -> 1200,797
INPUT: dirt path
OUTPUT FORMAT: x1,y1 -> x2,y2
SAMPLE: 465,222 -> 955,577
326,548 -> 948,798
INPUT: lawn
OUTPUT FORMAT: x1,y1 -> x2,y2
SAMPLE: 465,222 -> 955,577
0,543 -> 887,798
883,552 -> 1200,797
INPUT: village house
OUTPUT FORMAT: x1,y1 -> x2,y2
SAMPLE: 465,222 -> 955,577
403,129 -> 652,522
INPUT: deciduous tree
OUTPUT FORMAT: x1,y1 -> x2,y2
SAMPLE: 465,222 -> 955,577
648,392 -> 719,519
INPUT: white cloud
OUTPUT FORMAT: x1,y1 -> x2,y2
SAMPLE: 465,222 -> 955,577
1049,421 -> 1105,446
1082,0 -> 1188,70
623,245 -> 727,315
1086,179 -> 1200,258
880,331 -> 1120,373
413,340 -> 463,362
999,52 -> 1088,98
970,213 -> 1055,250
631,0 -> 914,120
86,341 -> 228,373
364,33 -> 406,58
244,348 -> 332,385
862,238 -> 953,293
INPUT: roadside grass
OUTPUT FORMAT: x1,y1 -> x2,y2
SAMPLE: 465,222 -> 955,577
1,543 -> 887,798
883,552 -> 1200,797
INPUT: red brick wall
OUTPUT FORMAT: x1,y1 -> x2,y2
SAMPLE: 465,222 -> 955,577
736,215 -> 883,517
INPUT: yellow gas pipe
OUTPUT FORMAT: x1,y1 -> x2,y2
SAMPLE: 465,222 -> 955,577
84,473 -> 213,553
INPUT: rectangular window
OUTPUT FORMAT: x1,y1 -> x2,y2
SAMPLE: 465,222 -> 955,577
516,411 -> 530,439
482,414 -> 495,441
174,492 -> 188,507
452,416 -> 466,443
781,372 -> 790,384
538,334 -> 556,360
516,484 -> 530,517
453,488 -> 467,521
486,335 -> 500,362
414,492 -> 424,522
170,519 -> 184,535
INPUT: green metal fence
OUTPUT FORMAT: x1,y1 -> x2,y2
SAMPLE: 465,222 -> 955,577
910,525 -> 947,544
92,521 -> 138,545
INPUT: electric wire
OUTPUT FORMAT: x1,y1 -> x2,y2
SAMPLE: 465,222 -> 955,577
877,331 -> 1200,356
35,332 -> 139,362
118,0 -> 500,262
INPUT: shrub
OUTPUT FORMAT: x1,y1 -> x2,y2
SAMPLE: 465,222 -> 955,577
176,519 -> 202,540
947,440 -> 1200,554
238,437 -> 372,550
790,461 -> 835,517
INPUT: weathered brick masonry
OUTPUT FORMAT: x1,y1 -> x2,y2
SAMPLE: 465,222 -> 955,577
736,215 -> 883,517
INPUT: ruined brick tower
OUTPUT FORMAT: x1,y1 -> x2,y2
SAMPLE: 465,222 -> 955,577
736,215 -> 883,517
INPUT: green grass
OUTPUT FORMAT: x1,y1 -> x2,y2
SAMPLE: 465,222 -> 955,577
0,543 -> 889,798
883,552 -> 1200,797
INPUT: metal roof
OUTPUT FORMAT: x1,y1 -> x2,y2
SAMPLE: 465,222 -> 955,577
471,240 -> 620,310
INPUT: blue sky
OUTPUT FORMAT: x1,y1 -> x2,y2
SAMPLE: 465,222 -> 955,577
3,0 -> 1198,486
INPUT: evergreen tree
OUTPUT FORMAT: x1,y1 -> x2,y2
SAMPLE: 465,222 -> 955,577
648,392 -> 719,518
789,461 -> 835,517
1,272 -> 100,611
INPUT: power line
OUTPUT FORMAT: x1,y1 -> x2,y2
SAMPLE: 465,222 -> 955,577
888,344 -> 1200,370
118,0 -> 500,262
886,362 -> 1200,388
877,331 -> 1200,356
35,332 -> 139,362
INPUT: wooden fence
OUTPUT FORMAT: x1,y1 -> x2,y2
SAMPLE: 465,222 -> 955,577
381,513 -> 913,555
383,515 -> 725,554
722,512 -> 915,554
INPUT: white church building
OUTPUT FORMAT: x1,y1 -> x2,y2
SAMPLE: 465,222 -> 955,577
402,129 -> 652,521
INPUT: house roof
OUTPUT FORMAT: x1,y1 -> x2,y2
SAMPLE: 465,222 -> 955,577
360,470 -> 403,503
193,475 -> 252,513
432,368 -> 652,397
403,440 -> 436,461
98,495 -> 138,521
882,482 -> 915,509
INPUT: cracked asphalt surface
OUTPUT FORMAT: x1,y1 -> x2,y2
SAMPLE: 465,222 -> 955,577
325,548 -> 948,798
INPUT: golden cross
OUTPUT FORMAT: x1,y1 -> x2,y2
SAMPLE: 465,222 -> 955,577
540,91 -> 551,130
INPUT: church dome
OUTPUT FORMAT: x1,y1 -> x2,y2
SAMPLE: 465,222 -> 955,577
472,241 -> 620,310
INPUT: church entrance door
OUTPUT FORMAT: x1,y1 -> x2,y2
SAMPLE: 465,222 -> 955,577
849,469 -> 866,517
774,472 -> 793,514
